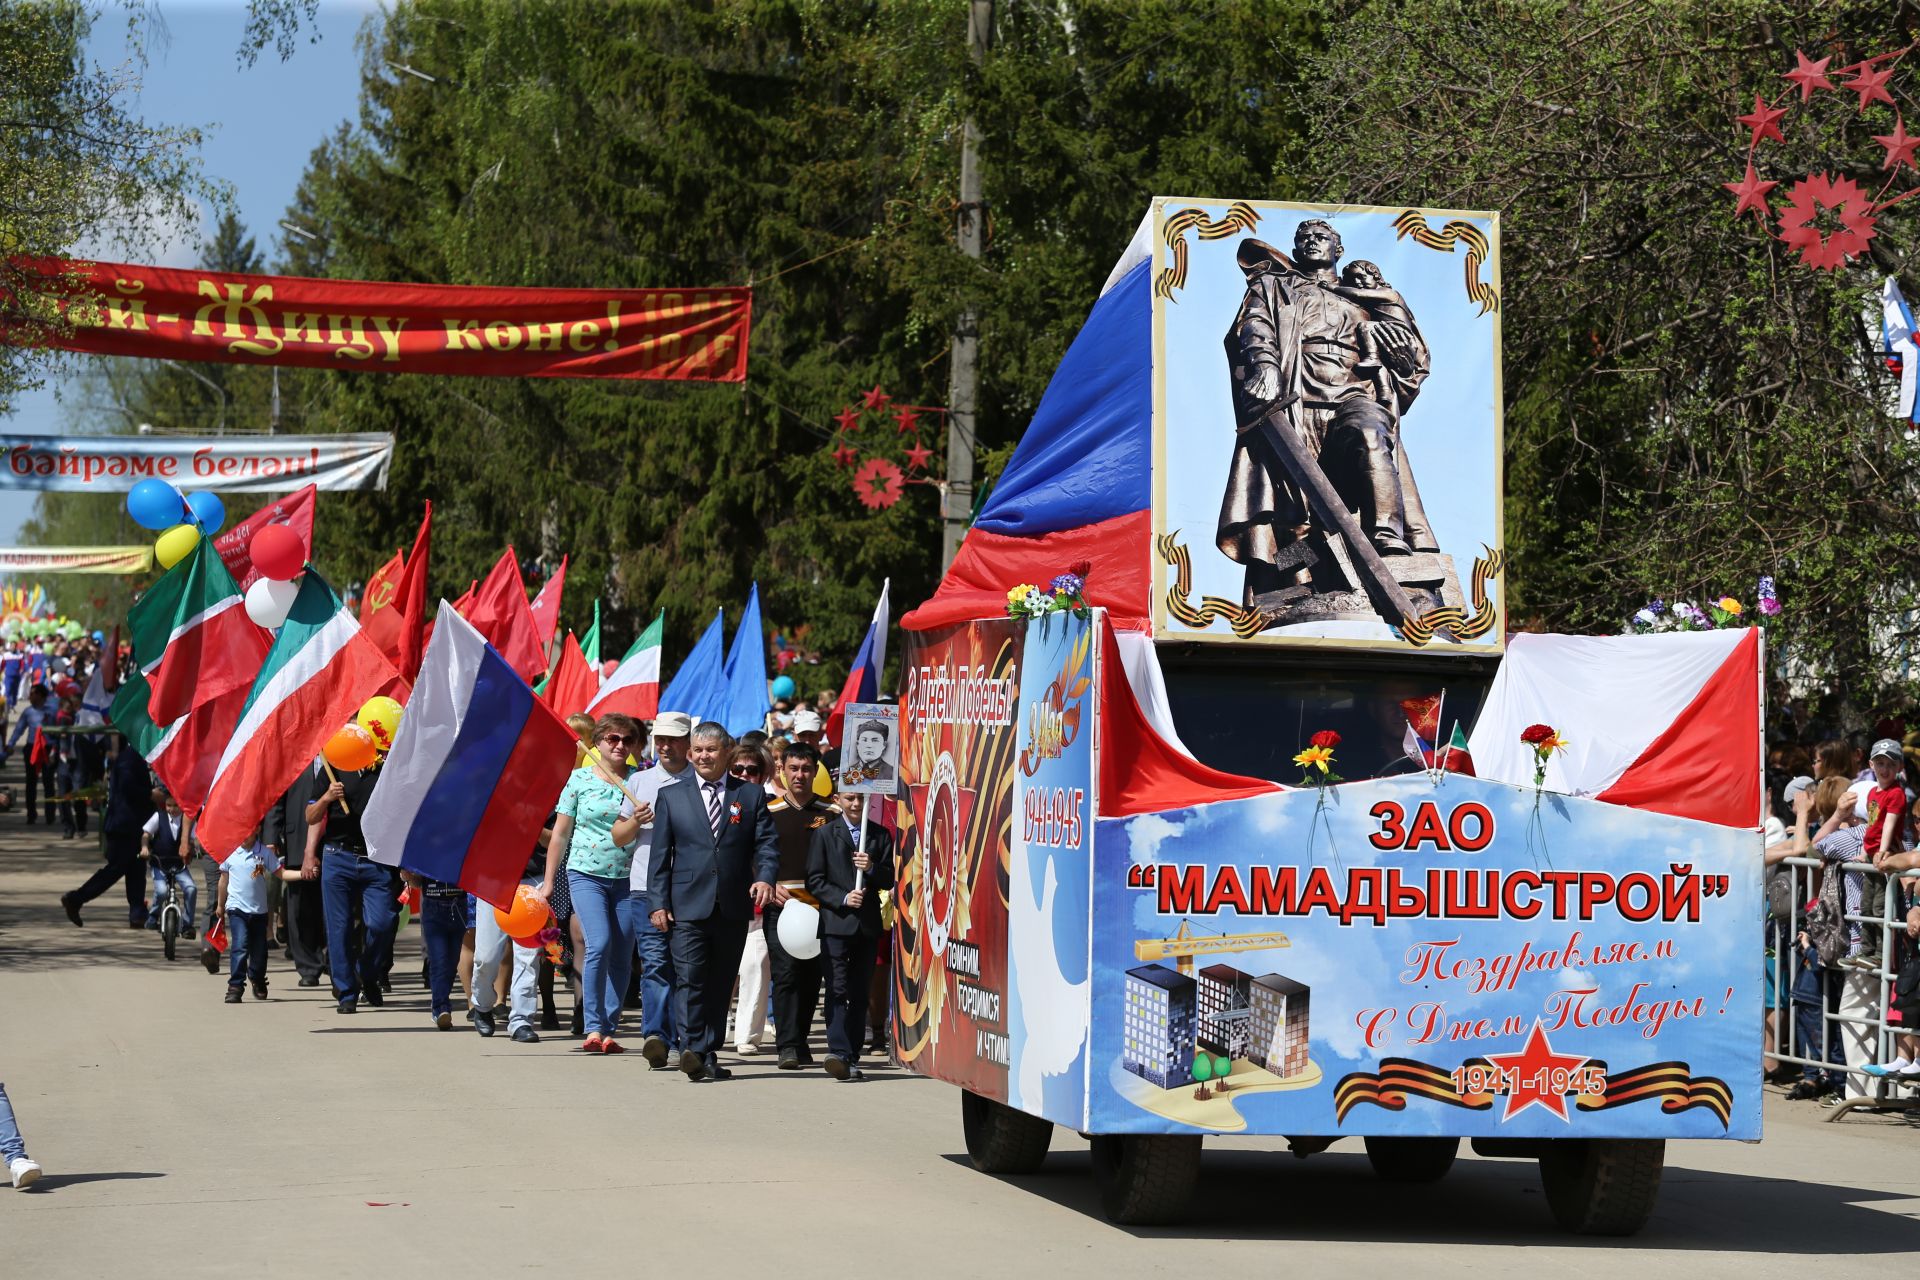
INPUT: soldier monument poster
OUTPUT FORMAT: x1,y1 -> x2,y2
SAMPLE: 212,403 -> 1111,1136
1151,197 -> 1504,653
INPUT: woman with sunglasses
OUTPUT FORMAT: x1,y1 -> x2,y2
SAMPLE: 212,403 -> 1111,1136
538,713 -> 646,1053
730,743 -> 772,785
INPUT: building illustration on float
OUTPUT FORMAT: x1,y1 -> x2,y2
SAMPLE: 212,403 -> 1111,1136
1248,974 -> 1311,1078
1124,961 -> 1313,1088
1122,965 -> 1197,1088
1196,964 -> 1254,1059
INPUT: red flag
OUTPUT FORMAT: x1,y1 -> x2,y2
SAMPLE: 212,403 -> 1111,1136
463,548 -> 544,682
365,503 -> 432,684
528,556 -> 568,653
1400,694 -> 1442,743
539,632 -> 601,718
212,484 -> 316,592
360,549 -> 405,622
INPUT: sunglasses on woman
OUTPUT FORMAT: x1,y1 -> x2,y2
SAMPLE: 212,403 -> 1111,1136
599,733 -> 634,745
730,763 -> 762,779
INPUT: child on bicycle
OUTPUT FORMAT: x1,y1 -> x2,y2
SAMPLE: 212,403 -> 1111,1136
142,792 -> 195,939
216,821 -> 301,1003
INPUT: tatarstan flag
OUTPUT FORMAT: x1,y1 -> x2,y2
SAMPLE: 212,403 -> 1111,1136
108,669 -> 249,822
586,610 -> 661,720
129,538 -> 271,726
196,572 -> 398,859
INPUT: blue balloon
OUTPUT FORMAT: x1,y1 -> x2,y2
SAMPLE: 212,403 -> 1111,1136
127,479 -> 186,531
185,490 -> 226,534
770,674 -> 797,701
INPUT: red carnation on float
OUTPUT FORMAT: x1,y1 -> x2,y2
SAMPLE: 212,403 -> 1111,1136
1310,729 -> 1341,749
1520,723 -> 1554,745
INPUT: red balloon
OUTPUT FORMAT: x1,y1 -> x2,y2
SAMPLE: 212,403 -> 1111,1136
250,524 -> 307,581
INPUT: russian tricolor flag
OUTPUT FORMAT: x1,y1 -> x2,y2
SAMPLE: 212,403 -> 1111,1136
824,579 -> 889,747
365,602 -> 577,910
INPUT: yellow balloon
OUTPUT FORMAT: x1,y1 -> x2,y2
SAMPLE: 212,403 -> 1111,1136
813,761 -> 834,798
155,524 -> 199,570
356,695 -> 405,751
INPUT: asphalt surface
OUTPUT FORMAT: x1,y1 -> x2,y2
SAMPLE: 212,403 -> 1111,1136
4,805 -> 1920,1277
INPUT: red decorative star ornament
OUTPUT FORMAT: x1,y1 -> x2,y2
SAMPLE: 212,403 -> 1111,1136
832,443 -> 860,469
1840,61 -> 1896,113
1874,116 -> 1919,171
861,384 -> 892,411
893,405 -> 921,434
1776,172 -> 1878,270
1723,162 -> 1778,222
1483,1022 -> 1589,1122
851,457 -> 905,509
833,405 -> 861,435
1736,93 -> 1787,147
903,441 -> 933,471
1782,48 -> 1834,103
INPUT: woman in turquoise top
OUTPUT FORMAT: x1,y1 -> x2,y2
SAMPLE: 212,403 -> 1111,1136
539,713 -> 645,1053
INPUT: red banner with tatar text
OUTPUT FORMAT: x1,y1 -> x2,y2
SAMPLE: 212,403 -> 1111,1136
10,259 -> 751,382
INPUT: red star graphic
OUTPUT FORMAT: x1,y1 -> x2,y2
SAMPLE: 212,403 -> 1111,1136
1840,61 -> 1896,113
832,443 -> 859,468
1781,49 -> 1833,103
893,405 -> 921,434
861,384 -> 891,411
1723,162 -> 1778,222
1736,94 -> 1786,147
1875,116 -> 1919,171
1483,1021 -> 1589,1122
833,405 -> 861,435
903,441 -> 933,471
1777,172 -> 1877,270
851,457 -> 904,509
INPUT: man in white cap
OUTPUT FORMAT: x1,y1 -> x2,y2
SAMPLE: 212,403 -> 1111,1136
623,713 -> 695,1068
790,707 -> 824,748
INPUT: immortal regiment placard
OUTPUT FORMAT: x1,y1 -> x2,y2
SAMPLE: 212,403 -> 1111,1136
895,620 -> 1022,1099
1084,775 -> 1759,1137
1150,197 -> 1504,654
838,702 -> 901,796
12,258 -> 751,382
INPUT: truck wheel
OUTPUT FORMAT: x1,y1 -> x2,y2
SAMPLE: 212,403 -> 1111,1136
1364,1136 -> 1458,1182
961,1090 -> 1052,1174
1538,1139 -> 1664,1236
1088,1134 -> 1202,1225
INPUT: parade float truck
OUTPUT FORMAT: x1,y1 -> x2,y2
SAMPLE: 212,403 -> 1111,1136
888,197 -> 1762,1235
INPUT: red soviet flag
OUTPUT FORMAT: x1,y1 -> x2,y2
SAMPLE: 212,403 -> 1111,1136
463,547 -> 545,683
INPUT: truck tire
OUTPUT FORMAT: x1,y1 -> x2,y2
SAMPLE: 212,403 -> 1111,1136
1364,1136 -> 1458,1182
1537,1139 -> 1664,1236
1088,1134 -> 1202,1225
961,1090 -> 1052,1174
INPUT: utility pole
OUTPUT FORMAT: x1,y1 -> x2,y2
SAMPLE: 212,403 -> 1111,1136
943,0 -> 993,569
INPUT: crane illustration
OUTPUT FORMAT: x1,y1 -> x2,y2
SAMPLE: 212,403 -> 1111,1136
1133,920 -> 1292,975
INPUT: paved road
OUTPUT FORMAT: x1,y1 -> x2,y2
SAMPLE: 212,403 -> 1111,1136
4,811 -> 1919,1277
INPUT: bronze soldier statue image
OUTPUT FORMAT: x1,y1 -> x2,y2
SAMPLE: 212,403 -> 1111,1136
1215,218 -> 1464,629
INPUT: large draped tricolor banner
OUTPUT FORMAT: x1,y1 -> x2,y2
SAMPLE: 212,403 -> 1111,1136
13,258 -> 751,382
0,435 -> 390,492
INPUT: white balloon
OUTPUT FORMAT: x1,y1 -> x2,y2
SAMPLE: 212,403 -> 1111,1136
245,575 -> 299,629
774,899 -> 822,960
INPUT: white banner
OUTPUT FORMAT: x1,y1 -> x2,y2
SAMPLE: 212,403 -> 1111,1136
0,434 -> 393,492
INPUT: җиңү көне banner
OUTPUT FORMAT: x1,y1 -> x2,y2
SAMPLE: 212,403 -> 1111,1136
0,435 -> 392,492
13,258 -> 751,382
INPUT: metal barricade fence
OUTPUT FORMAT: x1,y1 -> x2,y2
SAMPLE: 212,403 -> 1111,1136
1767,854 -> 1919,1121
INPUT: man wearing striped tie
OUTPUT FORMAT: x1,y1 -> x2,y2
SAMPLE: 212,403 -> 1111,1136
648,721 -> 780,1081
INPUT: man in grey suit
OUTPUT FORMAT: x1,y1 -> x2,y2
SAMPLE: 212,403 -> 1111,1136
648,720 -> 780,1081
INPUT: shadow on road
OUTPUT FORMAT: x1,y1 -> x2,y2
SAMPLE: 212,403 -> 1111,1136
945,1146 -> 1920,1252
23,1171 -> 165,1193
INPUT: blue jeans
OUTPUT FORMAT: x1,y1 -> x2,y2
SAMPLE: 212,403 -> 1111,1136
320,848 -> 399,1002
568,870 -> 634,1037
148,866 -> 196,930
631,890 -> 678,1048
0,1081 -> 26,1163
227,910 -> 269,990
420,895 -> 467,1018
1792,956 -> 1846,1088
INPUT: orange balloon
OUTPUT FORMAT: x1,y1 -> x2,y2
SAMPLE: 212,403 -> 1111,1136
323,723 -> 379,772
493,884 -> 548,938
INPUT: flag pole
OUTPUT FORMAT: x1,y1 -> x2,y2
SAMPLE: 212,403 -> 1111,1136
1430,688 -> 1446,782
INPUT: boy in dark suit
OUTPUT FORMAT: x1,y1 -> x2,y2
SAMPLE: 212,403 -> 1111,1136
807,782 -> 895,1081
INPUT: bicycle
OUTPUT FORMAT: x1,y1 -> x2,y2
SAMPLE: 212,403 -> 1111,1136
141,853 -> 194,962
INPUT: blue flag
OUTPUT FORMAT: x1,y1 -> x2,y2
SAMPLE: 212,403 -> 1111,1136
659,608 -> 726,725
721,582 -> 771,737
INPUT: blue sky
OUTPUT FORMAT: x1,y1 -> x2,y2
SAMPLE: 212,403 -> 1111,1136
0,0 -> 377,542
1157,200 -> 1501,641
